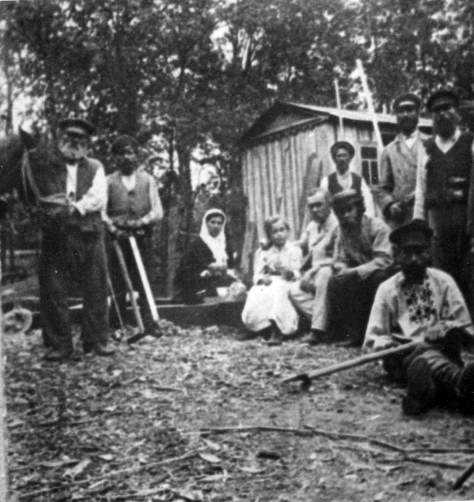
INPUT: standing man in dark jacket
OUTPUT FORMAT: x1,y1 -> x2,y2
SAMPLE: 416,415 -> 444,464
414,89 -> 474,301
104,135 -> 163,336
24,118 -> 114,361
375,93 -> 428,227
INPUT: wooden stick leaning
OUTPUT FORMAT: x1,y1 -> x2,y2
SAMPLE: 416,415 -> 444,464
129,235 -> 159,323
127,235 -> 161,344
112,239 -> 145,336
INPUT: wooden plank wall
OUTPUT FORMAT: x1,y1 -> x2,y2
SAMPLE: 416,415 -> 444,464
243,121 -> 369,242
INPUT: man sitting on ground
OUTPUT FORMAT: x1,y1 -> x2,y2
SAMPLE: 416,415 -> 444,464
363,219 -> 474,416
291,189 -> 393,345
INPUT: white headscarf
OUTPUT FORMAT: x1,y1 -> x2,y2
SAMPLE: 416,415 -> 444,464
200,208 -> 228,266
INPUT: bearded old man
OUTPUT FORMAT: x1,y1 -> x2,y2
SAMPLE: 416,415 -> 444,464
375,93 -> 428,227
364,219 -> 474,416
414,90 -> 474,301
23,118 -> 114,361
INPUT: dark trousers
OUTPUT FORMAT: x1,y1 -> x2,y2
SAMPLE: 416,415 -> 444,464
39,228 -> 109,352
430,208 -> 471,303
108,233 -> 155,330
326,268 -> 396,345
384,340 -> 464,407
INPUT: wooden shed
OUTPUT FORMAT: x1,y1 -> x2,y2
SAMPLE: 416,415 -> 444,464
240,101 -> 432,240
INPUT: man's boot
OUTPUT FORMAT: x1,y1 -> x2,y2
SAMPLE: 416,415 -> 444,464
402,357 -> 437,416
457,362 -> 474,415
302,329 -> 325,346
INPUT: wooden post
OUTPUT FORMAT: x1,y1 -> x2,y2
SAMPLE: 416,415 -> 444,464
333,78 -> 344,139
355,59 -> 384,151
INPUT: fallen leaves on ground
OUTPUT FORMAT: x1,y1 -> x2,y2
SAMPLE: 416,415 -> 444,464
5,320 -> 474,501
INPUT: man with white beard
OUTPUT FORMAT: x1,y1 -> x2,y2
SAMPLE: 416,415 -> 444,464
24,118 -> 114,361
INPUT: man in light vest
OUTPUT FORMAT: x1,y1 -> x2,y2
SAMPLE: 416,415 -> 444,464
104,135 -> 163,336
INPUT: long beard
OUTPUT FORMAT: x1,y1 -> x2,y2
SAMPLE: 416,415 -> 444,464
58,141 -> 87,161
434,116 -> 456,139
402,264 -> 426,284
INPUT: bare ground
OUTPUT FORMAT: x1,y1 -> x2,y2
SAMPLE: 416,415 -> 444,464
6,321 -> 474,501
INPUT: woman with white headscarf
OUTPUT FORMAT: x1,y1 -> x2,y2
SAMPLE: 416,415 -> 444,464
175,208 -> 236,303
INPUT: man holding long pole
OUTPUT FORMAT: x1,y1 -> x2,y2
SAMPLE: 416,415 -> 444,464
104,135 -> 163,338
363,219 -> 474,416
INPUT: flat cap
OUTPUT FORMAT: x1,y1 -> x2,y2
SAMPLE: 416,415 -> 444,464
389,218 -> 433,246
393,93 -> 421,112
330,140 -> 355,159
307,191 -> 325,206
331,188 -> 363,208
58,118 -> 95,136
111,134 -> 139,155
426,89 -> 459,112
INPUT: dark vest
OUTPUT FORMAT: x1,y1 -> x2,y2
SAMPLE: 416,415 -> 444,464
27,145 -> 103,233
106,171 -> 152,219
425,132 -> 474,209
327,171 -> 362,195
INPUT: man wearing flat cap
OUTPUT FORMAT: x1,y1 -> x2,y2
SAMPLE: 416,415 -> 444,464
375,93 -> 428,227
23,117 -> 114,361
320,140 -> 375,217
104,134 -> 163,336
364,219 -> 474,416
291,189 -> 393,345
413,89 -> 474,301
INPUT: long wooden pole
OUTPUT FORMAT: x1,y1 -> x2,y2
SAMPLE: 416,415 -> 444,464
129,236 -> 159,323
333,78 -> 344,139
356,58 -> 384,151
281,342 -> 417,385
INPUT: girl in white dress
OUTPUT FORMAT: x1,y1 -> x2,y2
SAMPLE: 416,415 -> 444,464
242,216 -> 303,345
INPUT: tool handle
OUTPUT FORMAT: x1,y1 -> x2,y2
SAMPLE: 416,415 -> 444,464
112,240 -> 145,333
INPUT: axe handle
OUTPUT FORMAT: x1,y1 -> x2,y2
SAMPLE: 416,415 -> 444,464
128,235 -> 159,323
106,270 -> 125,332
282,342 -> 418,384
112,240 -> 145,334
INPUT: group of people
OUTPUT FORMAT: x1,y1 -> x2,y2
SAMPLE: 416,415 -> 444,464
21,86 -> 474,417
239,89 -> 474,416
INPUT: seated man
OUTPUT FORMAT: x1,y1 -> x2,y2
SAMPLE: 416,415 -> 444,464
291,189 -> 393,345
290,191 -> 337,343
298,189 -> 337,260
363,219 -> 474,416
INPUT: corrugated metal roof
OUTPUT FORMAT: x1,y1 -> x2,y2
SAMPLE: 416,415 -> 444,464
285,101 -> 433,127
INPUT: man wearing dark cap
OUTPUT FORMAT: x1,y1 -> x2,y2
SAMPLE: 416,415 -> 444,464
23,118 -> 114,360
320,140 -> 375,217
375,93 -> 428,227
104,135 -> 163,336
292,189 -> 393,345
364,219 -> 474,416
413,89 -> 474,301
